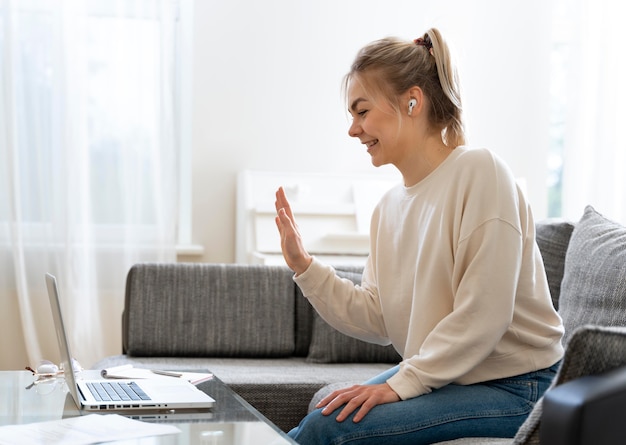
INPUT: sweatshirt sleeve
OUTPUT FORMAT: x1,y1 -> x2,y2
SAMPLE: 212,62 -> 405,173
294,257 -> 391,345
387,218 -> 525,400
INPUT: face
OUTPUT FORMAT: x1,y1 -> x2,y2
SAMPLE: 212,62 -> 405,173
347,79 -> 412,167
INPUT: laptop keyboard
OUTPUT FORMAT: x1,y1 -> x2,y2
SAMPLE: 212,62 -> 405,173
86,381 -> 151,402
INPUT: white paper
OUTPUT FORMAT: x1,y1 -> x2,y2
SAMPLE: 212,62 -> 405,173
100,365 -> 213,385
0,413 -> 180,445
100,364 -> 134,378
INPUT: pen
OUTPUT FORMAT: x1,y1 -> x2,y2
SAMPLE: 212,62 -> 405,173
151,369 -> 183,377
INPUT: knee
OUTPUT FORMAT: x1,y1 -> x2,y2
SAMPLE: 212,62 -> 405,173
290,409 -> 342,444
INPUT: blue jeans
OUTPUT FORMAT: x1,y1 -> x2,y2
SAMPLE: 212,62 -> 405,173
288,362 -> 559,445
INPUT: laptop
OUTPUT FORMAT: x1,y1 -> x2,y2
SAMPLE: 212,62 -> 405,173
45,273 -> 215,412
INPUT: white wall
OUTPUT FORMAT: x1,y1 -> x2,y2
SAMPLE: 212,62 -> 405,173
185,0 -> 554,264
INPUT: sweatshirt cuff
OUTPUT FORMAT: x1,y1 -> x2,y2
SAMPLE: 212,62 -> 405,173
386,366 -> 430,401
293,257 -> 328,294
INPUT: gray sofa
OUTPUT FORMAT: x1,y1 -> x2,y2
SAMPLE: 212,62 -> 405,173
95,205 -> 626,443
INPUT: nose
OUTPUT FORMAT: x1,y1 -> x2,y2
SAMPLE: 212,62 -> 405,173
348,119 -> 362,138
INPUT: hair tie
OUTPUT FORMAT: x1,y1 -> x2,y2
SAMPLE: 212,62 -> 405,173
414,36 -> 434,55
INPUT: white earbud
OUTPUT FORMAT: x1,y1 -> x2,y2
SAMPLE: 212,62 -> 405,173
408,99 -> 417,115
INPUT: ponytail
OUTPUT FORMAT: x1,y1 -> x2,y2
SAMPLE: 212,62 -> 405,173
424,28 -> 465,147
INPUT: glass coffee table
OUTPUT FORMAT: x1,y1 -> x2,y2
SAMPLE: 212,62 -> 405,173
0,370 -> 296,444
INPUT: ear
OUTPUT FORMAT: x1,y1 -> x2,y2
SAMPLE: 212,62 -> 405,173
404,86 -> 425,116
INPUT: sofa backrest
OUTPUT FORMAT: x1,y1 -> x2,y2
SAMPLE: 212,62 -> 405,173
123,263 -> 296,357
535,220 -> 576,310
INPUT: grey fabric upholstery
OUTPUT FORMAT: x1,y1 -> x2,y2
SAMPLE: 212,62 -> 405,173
540,356 -> 626,444
513,326 -> 626,444
124,263 -> 296,357
293,282 -> 315,357
92,355 -> 390,388
535,219 -> 575,310
307,312 -> 401,363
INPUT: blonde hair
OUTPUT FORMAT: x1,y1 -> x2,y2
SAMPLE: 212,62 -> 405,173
344,28 -> 465,148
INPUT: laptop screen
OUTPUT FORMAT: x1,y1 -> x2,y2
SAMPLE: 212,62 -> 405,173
45,273 -> 84,408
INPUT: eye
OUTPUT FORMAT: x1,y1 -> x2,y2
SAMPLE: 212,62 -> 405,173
357,109 -> 368,117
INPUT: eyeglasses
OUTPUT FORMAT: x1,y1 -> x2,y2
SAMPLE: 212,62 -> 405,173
25,358 -> 83,383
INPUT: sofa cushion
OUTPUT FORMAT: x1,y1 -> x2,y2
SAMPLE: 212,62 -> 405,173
124,263 -> 296,357
535,220 -> 575,310
305,270 -> 402,364
294,284 -> 315,357
557,206 -> 626,346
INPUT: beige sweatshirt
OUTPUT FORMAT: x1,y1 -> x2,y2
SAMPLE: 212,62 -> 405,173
294,147 -> 564,400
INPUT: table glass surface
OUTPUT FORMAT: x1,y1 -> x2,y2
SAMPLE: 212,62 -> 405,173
0,371 -> 295,444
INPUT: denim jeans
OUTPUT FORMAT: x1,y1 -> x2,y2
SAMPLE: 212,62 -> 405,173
288,362 -> 560,445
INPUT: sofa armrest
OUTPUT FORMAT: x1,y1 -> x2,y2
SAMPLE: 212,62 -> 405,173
540,366 -> 626,445
555,325 -> 626,385
513,325 -> 626,444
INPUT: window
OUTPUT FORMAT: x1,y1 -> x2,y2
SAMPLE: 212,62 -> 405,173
547,0 -> 570,218
1,0 -> 190,245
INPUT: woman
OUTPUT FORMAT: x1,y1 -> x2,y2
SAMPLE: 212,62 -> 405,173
275,28 -> 563,445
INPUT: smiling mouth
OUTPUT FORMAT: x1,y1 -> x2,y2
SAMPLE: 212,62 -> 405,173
365,139 -> 379,150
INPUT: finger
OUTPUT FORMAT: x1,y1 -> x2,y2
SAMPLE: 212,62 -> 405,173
274,215 -> 284,236
333,390 -> 380,423
275,187 -> 296,222
276,208 -> 298,237
334,397 -> 363,422
316,386 -> 358,409
321,395 -> 355,420
320,388 -> 362,419
351,398 -> 376,423
275,187 -> 286,212
275,187 -> 291,216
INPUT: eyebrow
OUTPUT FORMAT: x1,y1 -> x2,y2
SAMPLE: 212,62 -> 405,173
350,98 -> 367,112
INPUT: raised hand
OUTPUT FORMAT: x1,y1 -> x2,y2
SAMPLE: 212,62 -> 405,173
274,187 -> 313,275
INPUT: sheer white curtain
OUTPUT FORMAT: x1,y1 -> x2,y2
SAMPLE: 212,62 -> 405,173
0,0 -> 179,369
561,0 -> 626,223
